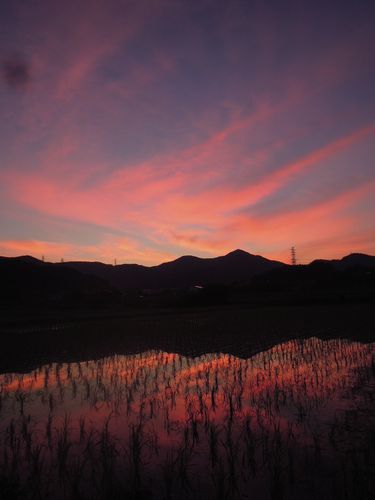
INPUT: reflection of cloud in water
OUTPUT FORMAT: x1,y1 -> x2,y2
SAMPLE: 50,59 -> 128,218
0,337 -> 374,499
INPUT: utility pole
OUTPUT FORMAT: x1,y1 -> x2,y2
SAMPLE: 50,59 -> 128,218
114,258 -> 117,266
42,255 -> 45,262
291,246 -> 297,266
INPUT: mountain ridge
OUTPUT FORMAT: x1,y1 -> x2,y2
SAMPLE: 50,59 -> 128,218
5,250 -> 374,268
1,250 -> 374,291
1,249 -> 286,292
58,249 -> 286,290
1,250 -> 374,308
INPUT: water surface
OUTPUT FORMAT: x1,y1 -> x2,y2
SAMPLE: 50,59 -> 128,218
0,337 -> 374,499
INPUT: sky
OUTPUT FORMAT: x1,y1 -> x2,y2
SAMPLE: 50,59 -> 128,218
0,0 -> 374,265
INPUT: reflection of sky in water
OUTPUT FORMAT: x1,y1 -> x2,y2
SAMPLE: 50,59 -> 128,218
0,337 -> 374,498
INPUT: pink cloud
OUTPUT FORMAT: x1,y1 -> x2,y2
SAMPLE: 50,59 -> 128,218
0,236 -> 175,266
1,119 -> 374,264
0,240 -> 73,259
1,2 -> 374,266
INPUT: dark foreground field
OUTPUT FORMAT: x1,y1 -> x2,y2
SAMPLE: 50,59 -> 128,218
0,304 -> 374,499
0,303 -> 374,372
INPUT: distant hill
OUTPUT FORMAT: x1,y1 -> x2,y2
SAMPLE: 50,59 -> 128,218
311,253 -> 375,270
241,252 -> 375,306
0,256 -> 119,307
0,250 -> 374,309
59,249 -> 286,290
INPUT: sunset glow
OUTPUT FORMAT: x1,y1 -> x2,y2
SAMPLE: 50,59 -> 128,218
1,0 -> 374,264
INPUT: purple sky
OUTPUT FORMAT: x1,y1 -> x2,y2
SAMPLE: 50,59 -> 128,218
1,0 -> 374,264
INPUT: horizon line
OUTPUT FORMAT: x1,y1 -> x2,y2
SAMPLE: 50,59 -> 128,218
1,249 -> 373,268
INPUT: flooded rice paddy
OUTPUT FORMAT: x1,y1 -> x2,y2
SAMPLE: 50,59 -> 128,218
0,336 -> 374,499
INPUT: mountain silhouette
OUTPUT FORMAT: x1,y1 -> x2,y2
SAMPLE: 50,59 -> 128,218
1,250 -> 374,308
311,253 -> 375,270
58,249 -> 285,290
0,255 -> 118,306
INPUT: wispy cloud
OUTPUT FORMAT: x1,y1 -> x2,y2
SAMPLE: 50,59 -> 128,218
0,0 -> 374,263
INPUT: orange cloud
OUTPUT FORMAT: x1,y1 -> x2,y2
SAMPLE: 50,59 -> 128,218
0,240 -> 73,260
0,237 -> 175,266
1,121 -> 374,264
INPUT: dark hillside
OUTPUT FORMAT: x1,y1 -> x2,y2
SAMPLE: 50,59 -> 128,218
0,256 -> 118,307
60,249 -> 285,290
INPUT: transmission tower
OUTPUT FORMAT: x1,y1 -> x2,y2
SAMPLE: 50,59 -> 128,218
290,246 -> 297,265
